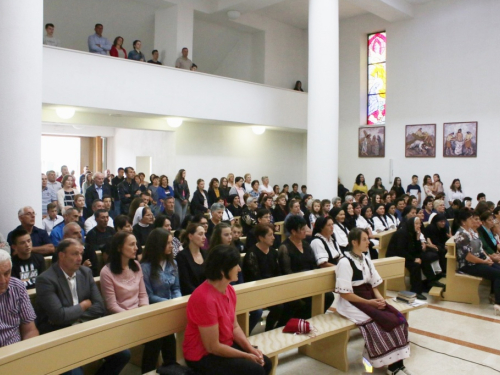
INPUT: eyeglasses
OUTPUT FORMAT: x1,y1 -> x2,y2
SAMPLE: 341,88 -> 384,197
23,212 -> 36,217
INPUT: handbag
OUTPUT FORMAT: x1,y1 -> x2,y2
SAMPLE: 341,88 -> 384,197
282,318 -> 316,337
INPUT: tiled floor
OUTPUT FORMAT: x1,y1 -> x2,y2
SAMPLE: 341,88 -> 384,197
122,283 -> 500,375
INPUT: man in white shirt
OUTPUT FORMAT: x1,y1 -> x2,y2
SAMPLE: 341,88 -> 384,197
88,24 -> 112,55
43,23 -> 61,47
46,170 -> 62,193
175,47 -> 193,70
42,203 -> 63,236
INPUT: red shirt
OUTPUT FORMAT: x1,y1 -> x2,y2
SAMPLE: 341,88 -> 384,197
183,280 -> 236,361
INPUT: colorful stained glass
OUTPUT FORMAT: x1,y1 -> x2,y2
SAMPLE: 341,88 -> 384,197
368,32 -> 386,125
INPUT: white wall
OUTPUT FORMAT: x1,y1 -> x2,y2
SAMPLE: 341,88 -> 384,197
193,19 -> 264,83
106,124 -> 307,190
338,0 -> 499,201
43,0 -> 157,57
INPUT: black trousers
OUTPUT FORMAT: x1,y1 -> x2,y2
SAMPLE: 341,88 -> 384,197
461,264 -> 500,304
186,343 -> 272,375
142,334 -> 176,373
405,251 -> 439,293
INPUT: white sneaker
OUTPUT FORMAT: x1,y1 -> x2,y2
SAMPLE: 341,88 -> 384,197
400,366 -> 413,375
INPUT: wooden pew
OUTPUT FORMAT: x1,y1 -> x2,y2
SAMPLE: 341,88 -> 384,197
372,229 -> 405,291
429,237 -> 482,304
274,221 -> 286,243
1,257 -> 421,375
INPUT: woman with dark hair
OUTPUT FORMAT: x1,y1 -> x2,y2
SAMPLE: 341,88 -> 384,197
293,80 -> 304,91
336,228 -> 412,375
219,177 -> 230,202
249,180 -> 260,198
227,194 -> 243,218
110,36 -> 127,58
329,207 -> 349,252
372,203 -> 390,233
128,40 -> 145,61
242,224 -> 284,331
432,174 -> 444,196
390,177 -> 405,198
341,202 -> 356,230
132,206 -> 154,253
407,196 -> 418,208
368,177 -> 385,198
424,213 -> 449,273
370,193 -> 382,208
280,184 -> 290,197
423,175 -> 435,198
361,206 -> 375,232
229,177 -> 245,207
359,194 -> 369,208
140,228 -> 180,373
448,179 -> 465,206
278,216 -> 334,322
455,210 -> 500,314
100,232 -> 148,313
387,217 -> 442,300
208,222 -> 233,250
177,223 -> 207,295
128,197 -> 145,223
272,185 -> 280,203
422,196 -> 434,222
384,203 -> 399,229
174,169 -> 190,223
310,216 -> 342,267
309,199 -> 322,228
183,245 -> 272,375
207,178 -> 220,207
191,179 -> 209,215
353,174 -> 368,194
158,175 -> 174,204
358,205 -> 379,259
154,215 -> 182,257
260,195 -> 275,223
272,194 -> 288,222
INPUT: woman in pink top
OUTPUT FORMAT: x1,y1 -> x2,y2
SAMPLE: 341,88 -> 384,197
183,245 -> 272,375
100,231 -> 148,313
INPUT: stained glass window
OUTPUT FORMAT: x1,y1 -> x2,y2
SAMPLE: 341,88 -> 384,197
368,32 -> 386,125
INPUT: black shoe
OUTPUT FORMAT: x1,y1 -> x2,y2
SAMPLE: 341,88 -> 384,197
440,273 -> 446,279
416,293 -> 427,300
429,281 -> 445,288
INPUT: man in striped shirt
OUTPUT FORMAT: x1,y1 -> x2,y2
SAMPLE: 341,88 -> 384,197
0,250 -> 38,347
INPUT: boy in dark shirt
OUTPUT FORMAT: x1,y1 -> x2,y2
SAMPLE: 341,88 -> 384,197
406,175 -> 422,207
10,228 -> 45,289
231,223 -> 245,253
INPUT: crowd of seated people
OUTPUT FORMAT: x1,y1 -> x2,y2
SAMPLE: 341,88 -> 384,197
2,168 -> 500,374
43,23 -> 199,71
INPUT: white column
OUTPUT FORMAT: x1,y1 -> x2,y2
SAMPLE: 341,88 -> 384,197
307,0 -> 339,199
155,4 -> 194,67
0,1 -> 43,230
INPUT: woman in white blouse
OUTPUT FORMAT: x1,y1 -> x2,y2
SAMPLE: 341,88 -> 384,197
310,216 -> 342,267
372,203 -> 391,233
448,178 -> 465,206
329,207 -> 349,252
335,228 -> 411,375
423,175 -> 435,198
57,175 -> 78,214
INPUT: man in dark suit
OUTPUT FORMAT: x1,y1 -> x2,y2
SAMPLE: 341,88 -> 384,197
36,239 -> 129,374
85,172 -> 111,210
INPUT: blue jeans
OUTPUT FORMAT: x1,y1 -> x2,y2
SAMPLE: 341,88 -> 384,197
175,198 -> 188,223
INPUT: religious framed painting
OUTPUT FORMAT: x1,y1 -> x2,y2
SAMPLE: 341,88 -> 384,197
405,124 -> 436,157
443,122 -> 478,157
359,126 -> 385,157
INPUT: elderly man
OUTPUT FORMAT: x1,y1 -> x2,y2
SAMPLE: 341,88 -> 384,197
42,173 -> 57,217
159,196 -> 181,230
7,207 -> 54,256
36,239 -> 130,374
50,208 -> 84,247
84,199 -> 114,234
0,250 -> 39,348
10,228 -> 46,289
85,172 -> 111,209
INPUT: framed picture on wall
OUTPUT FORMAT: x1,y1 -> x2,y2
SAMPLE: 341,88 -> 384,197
359,126 -> 385,157
405,124 -> 436,157
443,122 -> 478,157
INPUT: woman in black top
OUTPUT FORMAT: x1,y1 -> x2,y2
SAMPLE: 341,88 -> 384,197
386,217 -> 441,300
242,223 -> 283,331
278,216 -> 334,324
424,213 -> 449,273
390,177 -> 405,198
341,202 -> 356,230
177,223 -> 207,296
132,206 -> 154,258
272,194 -> 289,222
219,177 -> 230,202
207,178 -> 220,207
227,194 -> 243,217
191,179 -> 209,215
369,177 -> 386,198
173,169 -> 190,223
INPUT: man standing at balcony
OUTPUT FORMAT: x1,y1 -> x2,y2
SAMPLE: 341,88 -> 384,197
88,24 -> 112,55
175,47 -> 193,70
43,23 -> 61,47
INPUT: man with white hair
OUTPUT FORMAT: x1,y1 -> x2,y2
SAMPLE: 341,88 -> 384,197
0,250 -> 39,347
84,171 -> 111,209
241,196 -> 259,235
7,207 -> 54,256
49,208 -> 84,247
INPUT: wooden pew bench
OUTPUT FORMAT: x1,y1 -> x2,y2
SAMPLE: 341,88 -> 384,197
248,299 -> 425,374
429,237 -> 482,304
373,229 -> 405,291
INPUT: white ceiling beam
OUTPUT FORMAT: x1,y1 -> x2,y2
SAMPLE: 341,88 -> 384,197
347,0 -> 414,22
215,0 -> 286,13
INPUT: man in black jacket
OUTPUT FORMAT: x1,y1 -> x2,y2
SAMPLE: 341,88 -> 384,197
117,167 -> 140,215
84,172 -> 111,211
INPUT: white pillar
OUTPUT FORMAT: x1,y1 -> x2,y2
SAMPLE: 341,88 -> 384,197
155,5 -> 194,67
0,1 -> 43,230
307,0 -> 339,199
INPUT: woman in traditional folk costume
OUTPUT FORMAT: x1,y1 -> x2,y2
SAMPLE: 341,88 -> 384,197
335,228 -> 412,375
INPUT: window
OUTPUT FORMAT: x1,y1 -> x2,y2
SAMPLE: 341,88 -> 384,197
367,32 -> 386,125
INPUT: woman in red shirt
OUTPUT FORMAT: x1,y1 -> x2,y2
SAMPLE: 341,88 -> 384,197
110,36 -> 127,58
183,245 -> 272,375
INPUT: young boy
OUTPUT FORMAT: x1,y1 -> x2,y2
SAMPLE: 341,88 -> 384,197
10,228 -> 46,289
231,223 -> 245,253
406,175 -> 422,207
41,202 -> 63,235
